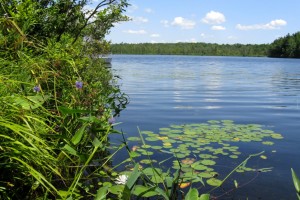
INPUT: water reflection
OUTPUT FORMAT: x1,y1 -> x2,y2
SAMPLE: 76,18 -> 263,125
111,55 -> 300,200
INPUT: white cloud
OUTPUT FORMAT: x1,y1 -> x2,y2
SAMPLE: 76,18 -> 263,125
145,8 -> 153,13
236,19 -> 287,30
211,25 -> 226,30
123,29 -> 147,34
171,17 -> 196,29
150,34 -> 160,38
132,16 -> 148,24
202,11 -> 226,24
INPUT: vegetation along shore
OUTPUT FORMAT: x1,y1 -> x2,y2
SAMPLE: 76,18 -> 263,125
111,31 -> 300,58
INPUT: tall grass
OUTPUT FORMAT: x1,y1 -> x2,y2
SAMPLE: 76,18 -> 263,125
0,15 -> 128,199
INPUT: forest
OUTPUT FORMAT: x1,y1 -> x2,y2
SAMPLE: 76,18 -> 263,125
111,43 -> 270,57
268,31 -> 300,58
111,32 -> 300,58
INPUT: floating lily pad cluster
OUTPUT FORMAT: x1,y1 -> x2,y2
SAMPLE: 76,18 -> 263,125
126,120 -> 283,186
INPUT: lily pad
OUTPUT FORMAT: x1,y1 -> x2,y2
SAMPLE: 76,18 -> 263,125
127,137 -> 141,141
201,160 -> 216,166
207,178 -> 223,187
123,120 -> 283,190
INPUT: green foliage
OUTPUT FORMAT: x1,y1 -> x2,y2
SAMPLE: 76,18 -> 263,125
268,32 -> 300,58
0,0 -> 129,199
291,168 -> 300,200
94,127 -> 271,200
111,42 -> 269,57
124,121 -> 283,181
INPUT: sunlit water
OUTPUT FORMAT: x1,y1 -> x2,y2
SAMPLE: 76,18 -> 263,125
109,55 -> 300,199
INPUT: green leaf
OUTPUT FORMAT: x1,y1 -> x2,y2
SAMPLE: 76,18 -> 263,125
92,138 -> 102,148
108,185 -> 124,195
201,160 -> 216,166
62,144 -> 78,156
126,164 -> 141,190
291,168 -> 300,193
127,136 -> 141,141
133,185 -> 159,198
121,185 -> 131,200
206,178 -> 222,187
199,194 -> 210,200
154,187 -> 169,200
234,180 -> 238,188
13,95 -> 50,110
185,188 -> 199,200
95,186 -> 108,200
71,124 -> 88,145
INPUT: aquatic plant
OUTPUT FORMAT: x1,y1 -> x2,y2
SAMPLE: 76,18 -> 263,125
291,168 -> 300,200
119,121 -> 284,198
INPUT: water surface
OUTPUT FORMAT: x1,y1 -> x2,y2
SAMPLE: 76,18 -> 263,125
111,55 -> 300,199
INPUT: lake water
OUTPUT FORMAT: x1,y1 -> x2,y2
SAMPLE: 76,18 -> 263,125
110,55 -> 300,199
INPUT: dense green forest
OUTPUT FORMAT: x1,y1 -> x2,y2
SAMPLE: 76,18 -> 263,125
111,31 -> 300,58
268,32 -> 300,58
111,43 -> 270,57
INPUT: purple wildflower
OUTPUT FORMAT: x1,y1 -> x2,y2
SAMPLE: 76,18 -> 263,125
75,81 -> 83,89
108,117 -> 115,125
33,85 -> 40,92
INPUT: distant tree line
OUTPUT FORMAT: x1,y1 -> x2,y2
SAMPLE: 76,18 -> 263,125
111,31 -> 300,58
111,42 -> 269,57
268,32 -> 300,58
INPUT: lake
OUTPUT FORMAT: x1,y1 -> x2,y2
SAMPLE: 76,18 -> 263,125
110,55 -> 300,199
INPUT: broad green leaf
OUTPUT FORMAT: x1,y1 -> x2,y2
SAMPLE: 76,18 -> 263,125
154,187 -> 169,200
126,164 -> 141,190
62,144 -> 78,156
201,160 -> 216,166
206,178 -> 222,187
122,185 -> 131,200
291,168 -> 300,193
199,194 -> 210,200
13,95 -> 50,110
133,185 -> 159,198
185,188 -> 199,200
95,186 -> 108,200
108,185 -> 124,195
71,124 -> 88,145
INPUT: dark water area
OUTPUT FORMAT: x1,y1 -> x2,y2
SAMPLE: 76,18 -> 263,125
109,55 -> 300,199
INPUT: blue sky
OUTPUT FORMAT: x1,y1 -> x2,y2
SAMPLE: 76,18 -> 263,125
103,0 -> 300,44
